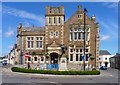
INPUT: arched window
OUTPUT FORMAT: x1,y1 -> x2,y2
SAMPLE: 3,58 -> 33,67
41,57 -> 44,61
28,57 -> 31,61
34,57 -> 37,61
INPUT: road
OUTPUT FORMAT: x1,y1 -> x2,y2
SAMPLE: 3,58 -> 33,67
1,65 -> 119,84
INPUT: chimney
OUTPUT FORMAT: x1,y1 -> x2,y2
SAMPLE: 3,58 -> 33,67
78,5 -> 82,12
91,15 -> 96,22
46,6 -> 50,14
19,23 -> 22,29
60,5 -> 64,14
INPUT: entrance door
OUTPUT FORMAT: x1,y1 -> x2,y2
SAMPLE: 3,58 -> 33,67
50,53 -> 58,64
105,62 -> 108,67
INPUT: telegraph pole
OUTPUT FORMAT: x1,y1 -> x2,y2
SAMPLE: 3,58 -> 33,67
83,8 -> 87,71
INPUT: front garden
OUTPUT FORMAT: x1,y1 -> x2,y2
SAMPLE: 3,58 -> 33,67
11,67 -> 100,75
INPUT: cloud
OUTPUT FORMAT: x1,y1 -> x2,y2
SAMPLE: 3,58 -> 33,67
101,35 -> 110,41
5,29 -> 14,37
98,18 -> 118,39
103,2 -> 118,8
2,5 -> 45,26
23,21 -> 31,27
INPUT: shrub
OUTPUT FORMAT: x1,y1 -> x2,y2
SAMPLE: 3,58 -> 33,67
11,67 -> 100,75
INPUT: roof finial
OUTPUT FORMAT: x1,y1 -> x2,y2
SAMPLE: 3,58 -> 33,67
78,5 -> 82,12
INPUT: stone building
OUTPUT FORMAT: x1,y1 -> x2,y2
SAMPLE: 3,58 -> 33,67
16,5 -> 100,70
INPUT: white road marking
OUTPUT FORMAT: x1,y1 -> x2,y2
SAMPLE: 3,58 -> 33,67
49,81 -> 61,84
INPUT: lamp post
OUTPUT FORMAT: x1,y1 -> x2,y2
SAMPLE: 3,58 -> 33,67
83,8 -> 88,71
20,31 -> 23,64
61,44 -> 67,55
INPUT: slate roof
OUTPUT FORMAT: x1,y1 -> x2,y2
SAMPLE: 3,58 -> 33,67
113,53 -> 120,57
100,50 -> 111,55
22,27 -> 45,32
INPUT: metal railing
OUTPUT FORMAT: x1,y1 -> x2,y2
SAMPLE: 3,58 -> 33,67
46,64 -> 59,70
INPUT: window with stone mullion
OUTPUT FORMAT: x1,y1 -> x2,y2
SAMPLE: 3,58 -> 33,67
40,41 -> 42,48
86,54 -> 88,61
31,41 -> 34,48
36,41 -> 39,48
27,41 -> 30,48
70,54 -> 73,61
78,32 -> 81,40
80,54 -> 82,61
27,37 -> 34,48
76,54 -> 79,61
70,32 -> 73,41
74,32 -> 77,40
34,57 -> 37,61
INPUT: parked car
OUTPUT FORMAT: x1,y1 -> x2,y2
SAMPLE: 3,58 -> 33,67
2,60 -> 7,65
100,66 -> 107,70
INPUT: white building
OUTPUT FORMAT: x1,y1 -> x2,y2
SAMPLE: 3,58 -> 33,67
99,50 -> 114,67
9,44 -> 18,65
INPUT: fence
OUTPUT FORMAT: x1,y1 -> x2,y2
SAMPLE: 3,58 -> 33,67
46,64 -> 59,70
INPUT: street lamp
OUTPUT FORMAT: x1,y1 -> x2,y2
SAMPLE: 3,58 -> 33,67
20,31 -> 23,64
83,8 -> 88,71
61,44 -> 67,55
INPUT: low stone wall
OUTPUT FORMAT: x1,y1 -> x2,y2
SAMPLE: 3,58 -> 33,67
14,63 -> 47,70
67,63 -> 93,71
67,63 -> 83,71
14,63 -> 94,71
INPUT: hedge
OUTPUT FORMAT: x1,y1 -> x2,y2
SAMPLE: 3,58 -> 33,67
11,67 -> 100,75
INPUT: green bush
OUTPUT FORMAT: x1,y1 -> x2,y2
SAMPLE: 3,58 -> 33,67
11,67 -> 100,75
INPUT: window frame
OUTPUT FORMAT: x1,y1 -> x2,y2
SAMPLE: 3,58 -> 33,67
27,37 -> 34,49
49,17 -> 51,24
28,57 -> 31,61
34,57 -> 37,61
54,17 -> 56,24
50,31 -> 54,38
55,31 -> 59,38
70,54 -> 73,61
76,54 -> 79,61
58,17 -> 61,23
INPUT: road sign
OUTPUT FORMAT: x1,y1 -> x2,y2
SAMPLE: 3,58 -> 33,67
25,55 -> 29,58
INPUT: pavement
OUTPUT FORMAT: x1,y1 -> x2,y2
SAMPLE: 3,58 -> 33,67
1,65 -> 120,84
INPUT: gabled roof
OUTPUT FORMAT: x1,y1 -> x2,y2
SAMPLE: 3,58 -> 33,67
100,50 -> 111,55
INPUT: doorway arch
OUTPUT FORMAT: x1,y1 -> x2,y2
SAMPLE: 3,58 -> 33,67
50,53 -> 58,64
